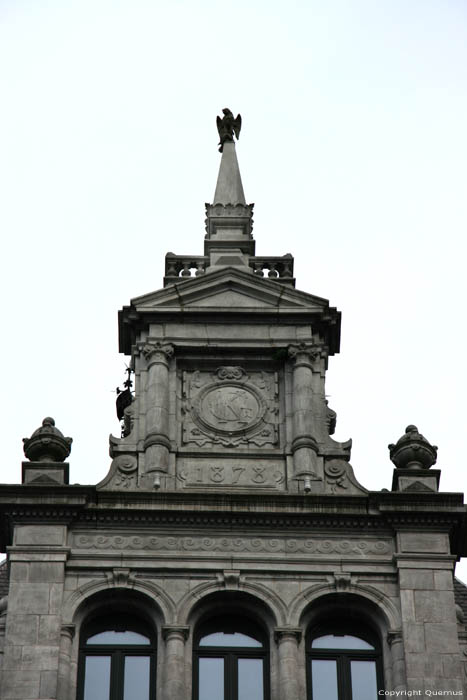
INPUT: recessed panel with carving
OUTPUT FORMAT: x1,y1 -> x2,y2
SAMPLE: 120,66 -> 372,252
181,366 -> 279,449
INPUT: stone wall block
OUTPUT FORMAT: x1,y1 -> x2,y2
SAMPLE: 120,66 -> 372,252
8,584 -> 50,614
40,670 -> 58,699
15,525 -> 66,546
49,583 -> 64,614
2,645 -> 22,670
442,655 -> 462,679
28,562 -> 64,583
424,623 -> 460,654
6,615 -> 39,645
400,590 -> 415,621
399,570 -> 434,590
0,671 -> 40,699
9,563 -> 29,582
405,653 -> 424,677
404,624 -> 425,652
414,590 -> 456,623
21,644 -> 59,670
434,571 -> 454,590
38,615 -> 61,644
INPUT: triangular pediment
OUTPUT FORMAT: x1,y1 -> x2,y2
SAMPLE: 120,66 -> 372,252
131,267 -> 331,314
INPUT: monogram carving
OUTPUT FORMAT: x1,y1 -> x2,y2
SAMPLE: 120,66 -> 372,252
73,534 -> 392,556
181,367 -> 279,448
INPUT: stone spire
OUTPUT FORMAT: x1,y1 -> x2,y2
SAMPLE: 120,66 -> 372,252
204,109 -> 255,271
213,141 -> 246,205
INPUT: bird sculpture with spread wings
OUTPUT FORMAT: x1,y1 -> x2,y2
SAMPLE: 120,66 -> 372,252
216,108 -> 242,152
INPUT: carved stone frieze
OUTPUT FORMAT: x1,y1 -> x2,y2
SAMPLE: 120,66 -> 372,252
73,533 -> 392,556
181,367 -> 279,448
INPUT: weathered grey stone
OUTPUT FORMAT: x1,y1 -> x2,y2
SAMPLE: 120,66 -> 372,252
9,563 -> 29,582
414,590 -> 457,623
38,615 -> 61,644
2,645 -> 22,670
8,583 -> 50,614
5,615 -> 39,645
434,570 -> 453,590
399,532 -> 450,554
0,671 -> 40,699
49,583 -> 63,614
28,562 -> 64,584
15,525 -> 66,546
39,670 -> 58,699
399,569 -> 434,590
424,623 -> 460,653
404,623 -> 425,652
21,644 -> 59,670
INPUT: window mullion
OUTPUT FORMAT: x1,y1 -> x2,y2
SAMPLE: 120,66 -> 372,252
228,652 -> 236,700
112,650 -> 124,700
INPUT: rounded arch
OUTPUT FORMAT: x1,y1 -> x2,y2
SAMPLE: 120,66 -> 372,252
177,579 -> 286,628
63,576 -> 175,628
290,581 -> 402,633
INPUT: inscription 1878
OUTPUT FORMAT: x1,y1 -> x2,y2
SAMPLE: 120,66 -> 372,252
177,462 -> 285,488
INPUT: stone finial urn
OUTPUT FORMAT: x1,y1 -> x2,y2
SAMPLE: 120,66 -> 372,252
23,417 -> 72,462
388,425 -> 437,470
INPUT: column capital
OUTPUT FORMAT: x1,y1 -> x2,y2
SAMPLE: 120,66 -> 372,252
274,627 -> 302,644
387,629 -> 403,646
139,341 -> 174,364
162,625 -> 190,642
60,623 -> 76,641
287,343 -> 324,367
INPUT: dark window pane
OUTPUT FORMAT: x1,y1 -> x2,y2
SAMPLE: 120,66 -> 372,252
199,631 -> 262,647
238,658 -> 263,700
199,657 -> 224,700
311,659 -> 338,700
312,634 -> 374,650
124,656 -> 150,700
351,660 -> 378,700
87,630 -> 150,645
83,656 -> 111,700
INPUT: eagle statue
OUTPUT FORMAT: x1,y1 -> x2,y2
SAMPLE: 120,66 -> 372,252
216,108 -> 242,153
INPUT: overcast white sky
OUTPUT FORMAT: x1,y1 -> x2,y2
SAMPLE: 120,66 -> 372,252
1,0 -> 466,573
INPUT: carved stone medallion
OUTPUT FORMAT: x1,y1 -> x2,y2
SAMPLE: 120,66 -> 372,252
181,366 -> 279,448
193,383 -> 265,435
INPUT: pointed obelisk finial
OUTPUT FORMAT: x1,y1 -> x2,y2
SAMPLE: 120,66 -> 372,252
204,109 -> 255,267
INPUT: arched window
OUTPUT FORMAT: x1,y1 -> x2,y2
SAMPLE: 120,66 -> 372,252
307,622 -> 383,700
77,612 -> 156,700
193,615 -> 269,700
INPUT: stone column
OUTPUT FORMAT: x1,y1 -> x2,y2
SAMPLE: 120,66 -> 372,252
141,342 -> 174,479
275,628 -> 302,700
57,624 -> 75,700
387,630 -> 406,691
162,626 -> 190,700
288,344 -> 320,488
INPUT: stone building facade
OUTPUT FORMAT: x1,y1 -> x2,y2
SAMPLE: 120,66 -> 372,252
0,118 -> 466,699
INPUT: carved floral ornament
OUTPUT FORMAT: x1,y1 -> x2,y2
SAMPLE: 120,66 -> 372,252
139,341 -> 175,363
287,343 -> 324,364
